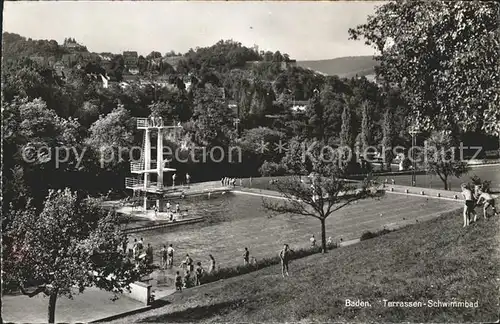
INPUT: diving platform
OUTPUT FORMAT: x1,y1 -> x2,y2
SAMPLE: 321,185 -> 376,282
125,116 -> 184,212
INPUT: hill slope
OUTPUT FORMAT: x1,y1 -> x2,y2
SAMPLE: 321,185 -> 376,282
110,210 -> 500,323
297,55 -> 379,77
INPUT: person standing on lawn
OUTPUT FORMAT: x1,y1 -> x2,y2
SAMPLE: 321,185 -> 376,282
461,183 -> 476,226
146,243 -> 154,265
243,247 -> 250,265
160,244 -> 168,269
195,262 -> 204,286
175,271 -> 183,291
279,244 -> 293,277
310,235 -> 316,247
185,254 -> 194,272
209,254 -> 216,273
167,244 -> 175,268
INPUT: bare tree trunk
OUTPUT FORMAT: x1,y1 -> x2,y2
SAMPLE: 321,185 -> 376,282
320,218 -> 327,253
443,176 -> 448,190
48,289 -> 58,324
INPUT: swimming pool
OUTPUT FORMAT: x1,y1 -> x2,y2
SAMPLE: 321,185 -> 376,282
129,191 -> 461,286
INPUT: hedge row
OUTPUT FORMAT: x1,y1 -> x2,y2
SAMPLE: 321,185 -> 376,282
199,244 -> 337,285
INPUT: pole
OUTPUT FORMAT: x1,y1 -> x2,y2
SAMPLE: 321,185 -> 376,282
144,128 -> 151,210
412,131 -> 416,186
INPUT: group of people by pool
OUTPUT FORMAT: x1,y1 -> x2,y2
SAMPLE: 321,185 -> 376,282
153,200 -> 184,221
461,183 -> 498,227
221,177 -> 240,187
125,237 -> 155,265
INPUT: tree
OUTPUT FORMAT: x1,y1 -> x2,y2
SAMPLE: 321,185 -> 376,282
349,1 -> 500,136
146,51 -> 162,60
381,107 -> 396,171
422,131 -> 470,190
263,159 -> 377,253
339,97 -> 356,150
191,86 -> 236,147
359,101 -> 372,153
306,93 -> 325,140
2,188 -> 151,323
86,104 -> 134,169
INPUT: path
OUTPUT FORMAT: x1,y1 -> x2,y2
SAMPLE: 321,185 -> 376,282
2,287 -> 146,323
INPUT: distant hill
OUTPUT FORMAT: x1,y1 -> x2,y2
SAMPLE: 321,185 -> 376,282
296,55 -> 379,78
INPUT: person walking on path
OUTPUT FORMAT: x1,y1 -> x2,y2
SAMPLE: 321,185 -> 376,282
167,244 -> 175,268
279,244 -> 293,277
175,271 -> 183,291
209,254 -> 216,273
243,247 -> 250,265
160,244 -> 168,269
310,235 -> 316,247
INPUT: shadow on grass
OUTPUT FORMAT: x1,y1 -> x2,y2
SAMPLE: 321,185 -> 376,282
138,299 -> 245,322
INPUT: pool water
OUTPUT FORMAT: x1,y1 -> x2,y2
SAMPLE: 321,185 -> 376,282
129,191 -> 461,287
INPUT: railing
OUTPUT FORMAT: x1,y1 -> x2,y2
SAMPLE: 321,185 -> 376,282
130,161 -> 144,172
125,178 -> 161,189
125,178 -> 142,188
136,118 -> 149,128
136,117 -> 183,129
130,161 -> 172,172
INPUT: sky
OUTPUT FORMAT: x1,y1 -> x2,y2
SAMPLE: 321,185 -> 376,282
3,1 -> 381,61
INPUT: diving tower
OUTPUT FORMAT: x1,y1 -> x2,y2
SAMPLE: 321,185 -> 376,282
125,117 -> 182,211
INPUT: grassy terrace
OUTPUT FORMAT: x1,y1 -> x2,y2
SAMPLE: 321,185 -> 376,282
110,211 -> 500,323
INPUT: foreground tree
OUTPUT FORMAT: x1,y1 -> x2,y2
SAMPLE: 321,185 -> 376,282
263,154 -> 378,253
349,1 -> 500,136
422,131 -> 470,190
3,189 -> 152,323
381,107 -> 396,171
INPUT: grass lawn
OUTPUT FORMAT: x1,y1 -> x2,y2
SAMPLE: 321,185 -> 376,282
109,211 -> 500,323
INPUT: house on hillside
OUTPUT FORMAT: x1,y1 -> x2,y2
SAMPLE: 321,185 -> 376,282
62,54 -> 78,68
272,99 -> 309,115
63,38 -> 86,53
153,75 -> 170,88
129,67 -> 140,75
53,62 -> 66,78
123,51 -> 138,68
99,54 -> 113,61
163,55 -> 183,70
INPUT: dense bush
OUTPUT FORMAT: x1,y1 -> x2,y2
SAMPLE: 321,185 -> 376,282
360,228 -> 394,241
